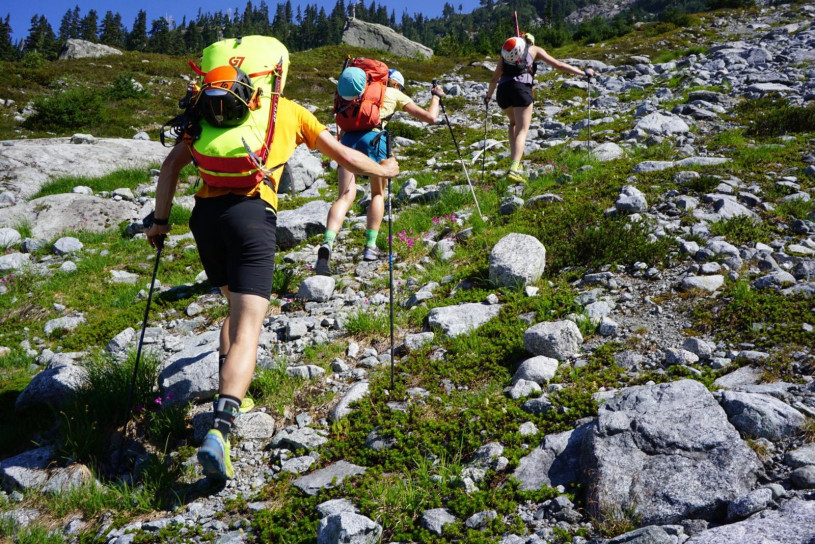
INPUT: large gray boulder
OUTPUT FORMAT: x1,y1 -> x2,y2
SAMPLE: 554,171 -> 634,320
717,390 -> 805,440
581,380 -> 763,525
15,362 -> 88,411
278,144 -> 324,195
317,511 -> 382,544
684,499 -> 815,544
513,423 -> 593,491
0,137 -> 166,201
488,233 -> 546,288
0,252 -> 31,273
58,39 -> 122,60
427,302 -> 503,338
0,194 -> 142,240
342,18 -> 432,59
0,446 -> 55,492
159,331 -> 220,405
277,200 -> 332,250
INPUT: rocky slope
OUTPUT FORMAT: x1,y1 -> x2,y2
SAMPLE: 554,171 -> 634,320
1,3 -> 815,544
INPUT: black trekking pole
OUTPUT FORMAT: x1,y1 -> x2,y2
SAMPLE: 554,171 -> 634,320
432,79 -> 483,219
482,100 -> 489,184
586,72 -> 592,155
116,214 -> 165,469
385,132 -> 395,390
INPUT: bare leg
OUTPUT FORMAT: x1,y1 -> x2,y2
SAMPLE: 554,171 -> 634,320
217,286 -> 268,400
366,174 -> 387,232
511,104 -> 533,163
503,106 -> 517,160
325,167 -> 357,235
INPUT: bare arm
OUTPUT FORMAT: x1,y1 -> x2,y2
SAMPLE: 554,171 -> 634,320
146,143 -> 191,248
532,45 -> 594,78
485,60 -> 503,103
315,130 -> 399,179
403,94 -> 441,124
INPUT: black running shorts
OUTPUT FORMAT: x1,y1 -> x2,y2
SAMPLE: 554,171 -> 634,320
189,194 -> 277,299
496,80 -> 534,109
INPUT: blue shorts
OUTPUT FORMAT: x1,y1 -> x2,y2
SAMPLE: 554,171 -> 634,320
340,130 -> 388,162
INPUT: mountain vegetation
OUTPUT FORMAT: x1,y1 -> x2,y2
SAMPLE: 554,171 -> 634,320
1,0 -> 755,62
1,0 -> 814,543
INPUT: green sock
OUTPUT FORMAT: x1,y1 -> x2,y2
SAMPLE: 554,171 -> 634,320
509,160 -> 521,171
322,230 -> 336,249
365,229 -> 378,248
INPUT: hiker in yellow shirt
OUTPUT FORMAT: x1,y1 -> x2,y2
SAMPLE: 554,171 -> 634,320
145,44 -> 397,482
315,69 -> 444,275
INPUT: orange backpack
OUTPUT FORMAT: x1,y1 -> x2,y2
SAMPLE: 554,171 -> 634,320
333,57 -> 389,133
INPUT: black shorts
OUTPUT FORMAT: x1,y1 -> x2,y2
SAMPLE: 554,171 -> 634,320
189,194 -> 277,299
497,80 -> 534,109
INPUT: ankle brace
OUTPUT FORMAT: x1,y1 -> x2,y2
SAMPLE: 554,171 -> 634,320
213,395 -> 241,438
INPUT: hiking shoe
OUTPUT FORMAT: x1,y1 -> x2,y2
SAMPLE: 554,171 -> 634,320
362,245 -> 381,262
507,166 -> 527,183
198,429 -> 234,481
212,395 -> 255,414
315,244 -> 332,276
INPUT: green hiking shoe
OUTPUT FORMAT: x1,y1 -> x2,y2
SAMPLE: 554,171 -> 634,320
506,165 -> 528,183
212,395 -> 255,414
198,429 -> 234,481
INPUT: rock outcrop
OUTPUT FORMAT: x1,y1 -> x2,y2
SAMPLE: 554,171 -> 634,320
58,39 -> 123,60
342,18 -> 433,59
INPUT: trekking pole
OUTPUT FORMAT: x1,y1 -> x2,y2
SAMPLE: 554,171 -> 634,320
482,100 -> 489,184
432,79 -> 483,219
117,215 -> 165,469
586,72 -> 592,155
386,132 -> 395,390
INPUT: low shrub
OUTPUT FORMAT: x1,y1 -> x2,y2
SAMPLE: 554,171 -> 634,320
24,87 -> 106,130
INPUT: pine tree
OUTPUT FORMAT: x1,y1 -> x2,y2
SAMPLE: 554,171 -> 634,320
25,14 -> 58,58
79,9 -> 99,42
147,17 -> 171,53
0,15 -> 16,61
127,10 -> 148,51
184,20 -> 204,53
58,6 -> 80,41
99,11 -> 125,48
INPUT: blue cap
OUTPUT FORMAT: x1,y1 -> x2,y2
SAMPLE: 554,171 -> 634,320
337,67 -> 366,100
388,68 -> 405,90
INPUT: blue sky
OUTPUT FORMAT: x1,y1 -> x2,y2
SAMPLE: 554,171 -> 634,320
5,0 -> 482,41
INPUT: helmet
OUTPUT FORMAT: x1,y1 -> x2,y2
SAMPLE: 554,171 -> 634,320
337,66 -> 367,101
388,68 -> 405,90
523,32 -> 535,46
501,37 -> 527,64
199,65 -> 255,127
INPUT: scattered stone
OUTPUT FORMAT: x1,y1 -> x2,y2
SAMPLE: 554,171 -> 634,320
293,461 -> 366,497
523,320 -> 584,360
421,508 -> 457,535
427,302 -> 503,338
488,233 -> 546,288
512,356 -> 559,385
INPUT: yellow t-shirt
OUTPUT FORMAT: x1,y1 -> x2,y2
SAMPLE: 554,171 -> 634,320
195,97 -> 327,212
379,87 -> 413,129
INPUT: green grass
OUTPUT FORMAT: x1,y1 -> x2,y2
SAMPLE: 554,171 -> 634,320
31,168 -> 158,199
58,350 -> 162,466
694,280 -> 815,361
708,215 -> 775,245
343,309 -> 390,338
